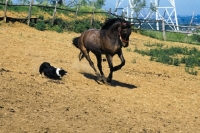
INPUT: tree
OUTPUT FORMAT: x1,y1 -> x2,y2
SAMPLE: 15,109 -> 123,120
80,0 -> 105,9
95,0 -> 105,9
131,0 -> 146,18
150,2 -> 157,12
19,0 -> 30,4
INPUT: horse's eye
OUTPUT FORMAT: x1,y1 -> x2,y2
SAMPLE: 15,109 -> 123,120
122,30 -> 127,34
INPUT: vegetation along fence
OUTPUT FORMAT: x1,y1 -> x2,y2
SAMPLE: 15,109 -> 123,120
0,0 -> 110,25
0,0 -> 199,43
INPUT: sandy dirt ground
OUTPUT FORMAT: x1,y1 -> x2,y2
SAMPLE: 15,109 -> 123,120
0,22 -> 200,133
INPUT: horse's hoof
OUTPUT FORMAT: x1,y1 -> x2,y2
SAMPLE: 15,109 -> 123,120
97,76 -> 110,85
97,75 -> 103,81
104,81 -> 111,85
107,78 -> 112,83
95,73 -> 102,78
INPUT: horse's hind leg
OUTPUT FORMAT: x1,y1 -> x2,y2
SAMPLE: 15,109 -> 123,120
78,52 -> 84,61
81,49 -> 101,77
95,54 -> 107,82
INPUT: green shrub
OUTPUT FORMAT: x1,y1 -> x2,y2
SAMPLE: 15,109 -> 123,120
185,56 -> 197,67
135,42 -> 200,75
156,55 -> 173,65
192,34 -> 200,42
68,19 -> 102,33
181,56 -> 186,64
49,25 -> 63,33
8,6 -> 29,12
173,58 -> 180,66
185,67 -> 198,75
29,20 -> 35,27
38,15 -> 44,20
0,5 -> 3,10
71,20 -> 89,33
35,21 -> 46,31
53,18 -> 66,29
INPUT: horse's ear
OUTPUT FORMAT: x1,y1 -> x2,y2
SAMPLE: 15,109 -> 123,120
122,22 -> 127,27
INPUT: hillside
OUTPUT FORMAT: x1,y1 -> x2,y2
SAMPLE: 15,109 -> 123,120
0,22 -> 200,132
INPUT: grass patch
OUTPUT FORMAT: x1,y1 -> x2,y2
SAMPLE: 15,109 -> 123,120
140,30 -> 200,45
135,42 -> 200,75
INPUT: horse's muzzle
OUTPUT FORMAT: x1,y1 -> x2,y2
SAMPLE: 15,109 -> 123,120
120,37 -> 129,47
123,43 -> 129,47
122,40 -> 129,47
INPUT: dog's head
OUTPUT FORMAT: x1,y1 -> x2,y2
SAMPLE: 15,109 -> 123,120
56,68 -> 67,77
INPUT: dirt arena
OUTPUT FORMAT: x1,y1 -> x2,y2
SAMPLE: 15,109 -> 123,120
0,22 -> 200,133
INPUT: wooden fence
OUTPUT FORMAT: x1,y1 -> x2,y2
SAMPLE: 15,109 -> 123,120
0,1 -> 199,41
0,1 -> 109,25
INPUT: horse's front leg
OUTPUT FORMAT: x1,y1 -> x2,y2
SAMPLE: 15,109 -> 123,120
106,54 -> 114,83
113,50 -> 125,71
106,50 -> 125,83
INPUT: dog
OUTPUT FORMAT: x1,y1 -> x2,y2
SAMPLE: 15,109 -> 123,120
39,62 -> 67,80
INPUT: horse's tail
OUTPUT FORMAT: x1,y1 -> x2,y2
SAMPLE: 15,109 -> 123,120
72,37 -> 80,48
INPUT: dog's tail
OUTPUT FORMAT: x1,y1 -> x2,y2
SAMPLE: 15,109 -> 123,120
72,37 -> 80,48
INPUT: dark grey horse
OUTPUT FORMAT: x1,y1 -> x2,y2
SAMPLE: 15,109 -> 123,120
72,18 -> 132,84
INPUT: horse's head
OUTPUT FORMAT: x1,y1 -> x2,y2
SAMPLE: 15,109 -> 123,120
118,21 -> 132,47
101,18 -> 133,47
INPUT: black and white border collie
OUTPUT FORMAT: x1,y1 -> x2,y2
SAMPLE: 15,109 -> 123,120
39,62 -> 67,80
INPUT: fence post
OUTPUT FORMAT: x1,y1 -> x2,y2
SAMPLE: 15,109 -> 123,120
139,20 -> 141,30
3,0 -> 8,22
108,8 -> 111,18
75,4 -> 80,18
27,0 -> 34,26
52,0 -> 58,24
90,3 -> 95,28
162,19 -> 166,41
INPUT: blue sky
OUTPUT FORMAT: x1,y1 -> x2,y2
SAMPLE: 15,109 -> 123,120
103,0 -> 200,16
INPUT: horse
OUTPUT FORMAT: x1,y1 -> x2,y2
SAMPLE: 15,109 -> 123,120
72,18 -> 132,84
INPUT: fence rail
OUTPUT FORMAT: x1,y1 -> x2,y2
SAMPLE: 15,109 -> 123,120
0,2 -> 199,40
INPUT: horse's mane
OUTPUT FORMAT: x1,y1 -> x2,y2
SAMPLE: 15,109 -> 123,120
101,18 -> 126,30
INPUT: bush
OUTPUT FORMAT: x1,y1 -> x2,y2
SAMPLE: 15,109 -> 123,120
185,56 -> 197,67
53,18 -> 66,29
35,21 -> 46,31
192,34 -> 200,42
34,18 -> 102,33
135,42 -> 200,75
69,19 -> 102,33
73,19 -> 90,33
156,54 -> 173,65
185,67 -> 198,75
49,25 -> 63,33
38,15 -> 44,20
173,58 -> 180,66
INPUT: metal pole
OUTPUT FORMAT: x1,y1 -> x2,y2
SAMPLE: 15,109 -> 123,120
155,0 -> 159,30
162,19 -> 166,41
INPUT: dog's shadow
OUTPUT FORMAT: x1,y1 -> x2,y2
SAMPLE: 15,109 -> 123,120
80,72 -> 137,89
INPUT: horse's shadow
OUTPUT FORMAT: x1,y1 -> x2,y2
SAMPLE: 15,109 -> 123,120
80,72 -> 137,89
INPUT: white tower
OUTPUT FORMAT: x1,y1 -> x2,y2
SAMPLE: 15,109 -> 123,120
115,0 -> 179,31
